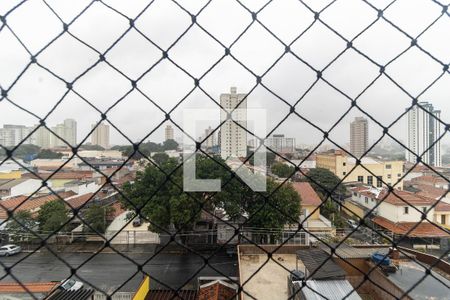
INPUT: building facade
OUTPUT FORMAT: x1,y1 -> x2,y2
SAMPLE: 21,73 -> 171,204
165,125 -> 174,141
350,117 -> 368,158
316,150 -> 404,189
220,87 -> 247,159
407,102 -> 441,167
91,122 -> 110,149
264,134 -> 295,153
0,125 -> 35,147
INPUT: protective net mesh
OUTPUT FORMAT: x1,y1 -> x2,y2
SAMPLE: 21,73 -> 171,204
0,0 -> 449,299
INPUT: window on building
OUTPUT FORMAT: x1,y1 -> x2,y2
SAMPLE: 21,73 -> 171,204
404,207 -> 409,214
353,192 -> 357,197
386,164 -> 392,169
397,173 -> 402,177
365,197 -> 368,204
343,172 -> 346,175
422,207 -> 427,213
367,176 -> 373,186
357,176 -> 364,183
441,215 -> 446,225
343,162 -> 346,166
376,176 -> 382,188
387,174 -> 392,179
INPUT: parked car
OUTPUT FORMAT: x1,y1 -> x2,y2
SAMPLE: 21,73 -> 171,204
347,219 -> 358,229
132,217 -> 142,227
0,244 -> 21,256
60,279 -> 83,291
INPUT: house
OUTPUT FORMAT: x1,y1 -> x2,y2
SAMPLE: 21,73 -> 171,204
291,182 -> 334,236
22,171 -> 93,188
0,191 -> 76,223
347,186 -> 449,239
0,178 -> 42,198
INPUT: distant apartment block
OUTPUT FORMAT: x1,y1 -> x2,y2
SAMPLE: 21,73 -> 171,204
350,117 -> 368,158
220,87 -> 247,159
91,122 -> 110,149
202,126 -> 216,149
265,134 -> 295,154
165,124 -> 174,141
0,125 -> 35,147
316,150 -> 404,189
33,119 -> 77,148
407,102 -> 442,167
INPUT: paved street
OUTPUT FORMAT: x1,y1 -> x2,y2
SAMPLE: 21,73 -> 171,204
0,249 -> 238,293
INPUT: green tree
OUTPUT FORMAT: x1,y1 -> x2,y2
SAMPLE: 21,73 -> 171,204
271,162 -> 295,178
122,155 -> 301,239
82,205 -> 115,233
38,201 -> 69,233
36,149 -> 63,159
305,168 -> 346,198
6,210 -> 36,236
162,139 -> 178,151
152,152 -> 170,166
79,144 -> 105,151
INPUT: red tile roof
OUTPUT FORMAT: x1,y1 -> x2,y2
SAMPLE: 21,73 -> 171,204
0,282 -> 59,293
198,281 -> 237,300
372,216 -> 449,237
0,192 -> 76,219
66,193 -> 95,209
435,201 -> 450,212
292,182 -> 322,206
377,189 -> 436,206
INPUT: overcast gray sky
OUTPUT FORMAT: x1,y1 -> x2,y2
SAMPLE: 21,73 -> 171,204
0,0 -> 449,150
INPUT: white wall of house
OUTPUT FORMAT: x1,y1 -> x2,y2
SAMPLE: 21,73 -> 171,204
351,192 -> 378,211
66,181 -> 100,195
378,201 -> 434,223
8,179 -> 43,198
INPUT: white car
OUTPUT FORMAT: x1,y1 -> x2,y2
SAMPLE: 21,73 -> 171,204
347,219 -> 358,229
0,244 -> 21,256
60,279 -> 83,291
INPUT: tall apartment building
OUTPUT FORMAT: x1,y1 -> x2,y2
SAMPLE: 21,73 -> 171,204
220,87 -> 247,159
265,134 -> 296,153
91,122 -> 110,149
165,125 -> 174,141
350,117 -> 368,158
407,102 -> 442,167
203,126 -> 216,149
34,126 -> 52,148
0,125 -> 34,147
49,119 -> 77,147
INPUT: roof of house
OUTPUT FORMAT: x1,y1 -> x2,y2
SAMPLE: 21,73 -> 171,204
372,216 -> 449,237
0,178 -> 34,190
300,279 -> 362,300
0,192 -> 76,219
292,182 -> 322,206
411,175 -> 448,185
66,193 -> 95,209
0,282 -> 59,293
296,249 -> 346,280
22,172 -> 92,180
46,288 -> 94,300
198,280 -> 237,300
144,289 -> 197,300
377,189 -> 436,206
435,201 -> 450,212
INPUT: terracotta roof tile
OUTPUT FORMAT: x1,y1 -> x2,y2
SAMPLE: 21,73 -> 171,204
22,172 -> 93,180
198,281 -> 237,300
373,216 -> 449,237
0,192 -> 75,219
377,189 -> 436,206
435,201 -> 450,212
66,193 -> 95,209
292,182 -> 322,206
0,282 -> 58,293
